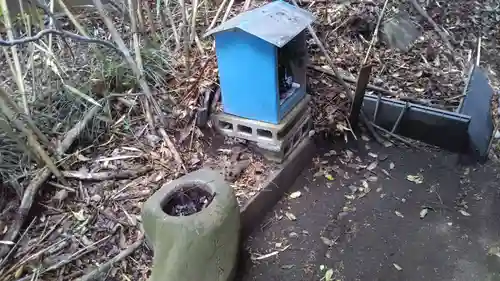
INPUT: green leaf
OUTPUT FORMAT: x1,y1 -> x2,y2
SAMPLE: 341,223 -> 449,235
325,174 -> 334,181
324,269 -> 334,281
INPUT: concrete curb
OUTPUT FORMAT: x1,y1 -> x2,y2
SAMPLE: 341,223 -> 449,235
239,136 -> 315,239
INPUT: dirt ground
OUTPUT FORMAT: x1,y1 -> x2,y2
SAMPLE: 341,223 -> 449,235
238,137 -> 500,281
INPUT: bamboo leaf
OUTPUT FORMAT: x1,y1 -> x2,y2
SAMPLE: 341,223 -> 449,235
63,84 -> 102,107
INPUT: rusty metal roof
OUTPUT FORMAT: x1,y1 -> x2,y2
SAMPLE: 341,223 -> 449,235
204,1 -> 315,48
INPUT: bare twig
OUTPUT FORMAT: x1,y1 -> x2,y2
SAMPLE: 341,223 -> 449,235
309,65 -> 398,96
16,235 -> 111,281
362,0 -> 390,64
476,35 -> 481,66
0,218 -> 36,269
78,236 -> 144,281
371,122 -> 419,149
0,106 -> 101,261
62,166 -> 152,181
159,128 -> 186,171
0,29 -> 121,54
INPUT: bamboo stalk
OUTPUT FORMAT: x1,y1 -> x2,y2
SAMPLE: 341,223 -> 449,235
207,0 -> 228,30
221,0 -> 234,22
0,0 -> 29,115
0,88 -> 65,184
164,2 -> 181,50
178,0 -> 191,75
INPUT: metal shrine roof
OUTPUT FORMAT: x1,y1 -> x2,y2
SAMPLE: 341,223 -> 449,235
204,1 -> 315,48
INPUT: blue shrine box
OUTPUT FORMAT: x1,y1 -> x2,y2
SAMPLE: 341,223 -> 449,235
204,1 -> 315,124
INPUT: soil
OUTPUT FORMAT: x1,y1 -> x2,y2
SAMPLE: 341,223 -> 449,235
161,184 -> 215,216
238,136 -> 500,281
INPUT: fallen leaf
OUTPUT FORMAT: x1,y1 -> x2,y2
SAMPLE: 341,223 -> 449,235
321,236 -> 335,246
367,161 -> 378,171
361,180 -> 369,189
361,135 -> 370,141
348,185 -> 358,193
406,174 -> 424,184
368,152 -> 378,158
313,171 -> 324,178
344,194 -> 356,200
389,162 -> 395,170
324,268 -> 334,281
14,265 -> 23,279
367,176 -> 378,182
289,191 -> 302,199
420,208 -> 429,219
378,154 -> 389,161
395,211 -> 404,218
252,245 -> 291,260
53,189 -> 68,203
488,246 -> 500,258
72,209 -> 86,221
393,263 -> 403,271
320,264 -> 326,271
381,169 -> 391,177
0,240 -> 14,245
458,210 -> 471,217
285,212 -> 297,221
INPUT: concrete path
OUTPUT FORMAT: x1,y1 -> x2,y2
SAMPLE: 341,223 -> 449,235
238,138 -> 500,281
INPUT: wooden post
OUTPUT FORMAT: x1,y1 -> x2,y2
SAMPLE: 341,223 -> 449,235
349,64 -> 372,128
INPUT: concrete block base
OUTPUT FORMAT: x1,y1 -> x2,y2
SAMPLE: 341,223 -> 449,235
214,95 -> 312,163
213,95 -> 311,146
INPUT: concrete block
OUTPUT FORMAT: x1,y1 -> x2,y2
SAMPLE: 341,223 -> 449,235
257,113 -> 313,163
142,168 -> 240,281
213,94 -> 311,146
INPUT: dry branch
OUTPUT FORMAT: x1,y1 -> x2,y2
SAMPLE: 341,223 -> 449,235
371,122 -> 419,149
0,89 -> 65,184
309,65 -> 398,96
0,0 -> 28,116
15,235 -> 111,281
362,0 -> 390,64
159,128 -> 186,171
78,236 -> 144,281
0,106 -> 101,261
62,166 -> 152,181
0,29 -> 121,54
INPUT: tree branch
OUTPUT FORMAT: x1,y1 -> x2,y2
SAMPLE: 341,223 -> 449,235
0,29 -> 122,55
